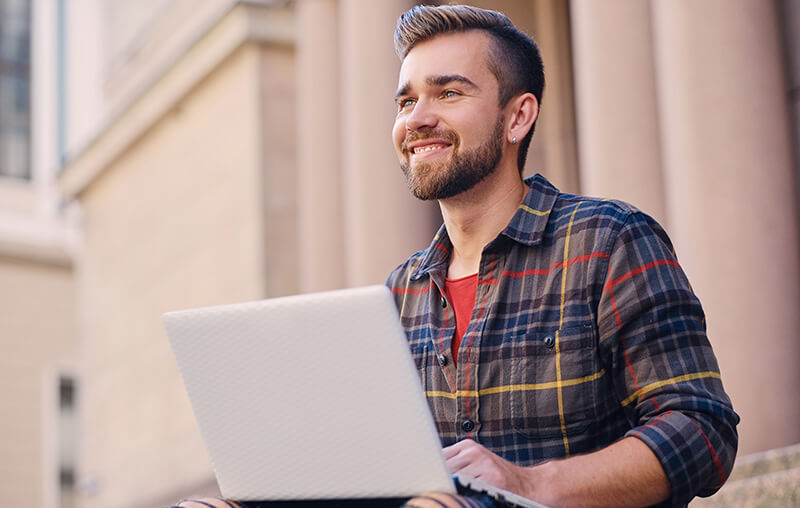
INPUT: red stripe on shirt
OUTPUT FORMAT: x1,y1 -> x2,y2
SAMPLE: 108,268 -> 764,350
608,285 -> 623,329
688,418 -> 728,485
609,284 -> 662,409
391,280 -> 434,295
618,324 -> 643,398
502,251 -> 610,278
608,280 -> 646,404
634,411 -> 672,438
604,259 -> 681,291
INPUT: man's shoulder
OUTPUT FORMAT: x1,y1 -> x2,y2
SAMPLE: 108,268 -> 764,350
546,188 -> 649,239
525,174 -> 645,233
536,184 -> 675,257
553,190 -> 641,222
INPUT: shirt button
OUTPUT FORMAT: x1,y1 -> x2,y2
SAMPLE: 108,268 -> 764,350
440,296 -> 447,308
438,353 -> 448,366
543,335 -> 555,348
461,419 -> 475,432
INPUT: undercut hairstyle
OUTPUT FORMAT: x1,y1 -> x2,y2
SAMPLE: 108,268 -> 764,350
394,5 -> 545,173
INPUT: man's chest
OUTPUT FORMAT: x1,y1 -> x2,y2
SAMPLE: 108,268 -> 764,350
401,249 -> 624,464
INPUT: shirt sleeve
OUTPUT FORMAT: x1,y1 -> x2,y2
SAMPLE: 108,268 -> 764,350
597,210 -> 739,506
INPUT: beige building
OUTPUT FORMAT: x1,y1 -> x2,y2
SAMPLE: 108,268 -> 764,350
1,0 -> 798,506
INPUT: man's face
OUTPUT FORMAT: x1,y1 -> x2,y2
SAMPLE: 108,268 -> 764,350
392,31 -> 505,201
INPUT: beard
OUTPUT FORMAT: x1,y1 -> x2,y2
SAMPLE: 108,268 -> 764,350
400,117 -> 504,201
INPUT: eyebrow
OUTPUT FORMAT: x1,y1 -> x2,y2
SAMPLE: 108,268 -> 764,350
394,74 -> 480,100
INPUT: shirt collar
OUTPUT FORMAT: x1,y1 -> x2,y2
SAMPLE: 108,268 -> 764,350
501,173 -> 560,246
410,173 -> 559,281
410,223 -> 452,281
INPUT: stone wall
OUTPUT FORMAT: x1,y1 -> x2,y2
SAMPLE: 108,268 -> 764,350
692,444 -> 800,507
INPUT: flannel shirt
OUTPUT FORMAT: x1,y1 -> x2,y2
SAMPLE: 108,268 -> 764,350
386,174 -> 739,507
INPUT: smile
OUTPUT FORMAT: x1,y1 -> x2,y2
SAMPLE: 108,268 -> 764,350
407,140 -> 453,162
413,144 -> 448,154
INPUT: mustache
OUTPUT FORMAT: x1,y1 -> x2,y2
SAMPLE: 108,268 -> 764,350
401,128 -> 459,153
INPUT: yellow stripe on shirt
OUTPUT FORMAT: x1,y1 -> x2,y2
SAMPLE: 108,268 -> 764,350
620,371 -> 722,407
555,202 -> 583,456
424,369 -> 606,400
519,204 -> 550,216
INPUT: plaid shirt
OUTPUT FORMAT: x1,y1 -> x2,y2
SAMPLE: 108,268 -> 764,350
386,174 -> 739,507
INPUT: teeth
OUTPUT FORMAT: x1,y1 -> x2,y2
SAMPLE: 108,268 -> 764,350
414,145 -> 444,154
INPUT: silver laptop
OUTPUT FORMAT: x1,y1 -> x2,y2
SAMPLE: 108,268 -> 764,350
163,285 -> 545,507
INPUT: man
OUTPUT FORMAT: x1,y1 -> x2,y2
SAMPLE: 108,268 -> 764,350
174,5 -> 737,508
385,4 -> 738,508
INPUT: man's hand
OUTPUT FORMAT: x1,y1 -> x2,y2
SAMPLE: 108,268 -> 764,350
443,439 -> 543,501
443,437 -> 671,508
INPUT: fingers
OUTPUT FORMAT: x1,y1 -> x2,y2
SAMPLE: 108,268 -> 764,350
442,439 -> 519,491
446,451 -> 474,474
443,439 -> 486,473
442,438 -> 476,460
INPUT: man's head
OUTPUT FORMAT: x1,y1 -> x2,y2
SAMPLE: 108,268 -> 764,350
393,5 -> 544,178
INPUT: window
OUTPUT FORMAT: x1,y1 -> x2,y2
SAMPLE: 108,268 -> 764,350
58,376 -> 77,508
0,0 -> 31,179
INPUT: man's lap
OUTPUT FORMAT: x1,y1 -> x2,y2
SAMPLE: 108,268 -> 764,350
169,493 -> 499,508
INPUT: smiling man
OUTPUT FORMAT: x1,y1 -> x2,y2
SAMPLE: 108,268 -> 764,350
386,5 -> 739,508
172,5 -> 738,508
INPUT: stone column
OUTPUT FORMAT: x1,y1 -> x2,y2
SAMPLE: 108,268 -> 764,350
296,0 -> 345,291
652,0 -> 800,453
339,0 -> 439,286
779,0 -> 800,239
571,0 -> 666,226
528,0 -> 580,194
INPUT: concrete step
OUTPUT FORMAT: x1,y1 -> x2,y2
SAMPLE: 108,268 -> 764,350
691,443 -> 800,507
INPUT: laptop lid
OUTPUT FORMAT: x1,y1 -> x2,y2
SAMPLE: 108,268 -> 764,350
163,285 -> 456,501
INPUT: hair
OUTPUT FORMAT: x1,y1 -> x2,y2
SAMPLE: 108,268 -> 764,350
394,4 -> 545,173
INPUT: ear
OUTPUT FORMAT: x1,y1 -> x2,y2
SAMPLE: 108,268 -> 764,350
505,92 -> 539,144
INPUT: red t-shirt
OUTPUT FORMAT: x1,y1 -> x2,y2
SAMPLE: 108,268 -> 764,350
444,272 -> 478,363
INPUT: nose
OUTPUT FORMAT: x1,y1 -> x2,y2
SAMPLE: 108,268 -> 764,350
405,98 -> 438,132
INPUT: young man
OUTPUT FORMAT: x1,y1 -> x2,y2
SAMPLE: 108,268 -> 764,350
174,5 -> 737,508
386,5 -> 738,508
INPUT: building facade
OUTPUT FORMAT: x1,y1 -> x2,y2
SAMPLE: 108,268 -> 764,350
2,0 -> 798,506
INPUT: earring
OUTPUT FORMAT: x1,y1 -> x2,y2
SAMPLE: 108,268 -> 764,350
512,136 -> 517,144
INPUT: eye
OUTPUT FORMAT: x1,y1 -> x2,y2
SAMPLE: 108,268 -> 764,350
443,89 -> 460,99
397,97 -> 416,110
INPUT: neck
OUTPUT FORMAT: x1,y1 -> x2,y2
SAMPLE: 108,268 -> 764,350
439,164 -> 527,279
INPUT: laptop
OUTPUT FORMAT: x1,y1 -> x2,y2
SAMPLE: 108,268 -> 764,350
163,285 -> 546,507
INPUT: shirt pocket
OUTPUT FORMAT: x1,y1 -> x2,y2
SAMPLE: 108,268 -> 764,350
509,323 -> 599,441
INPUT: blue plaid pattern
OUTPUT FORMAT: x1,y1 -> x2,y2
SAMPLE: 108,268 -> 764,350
386,174 -> 739,507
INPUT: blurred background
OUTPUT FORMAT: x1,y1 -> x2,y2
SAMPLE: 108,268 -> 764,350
1,0 -> 799,506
